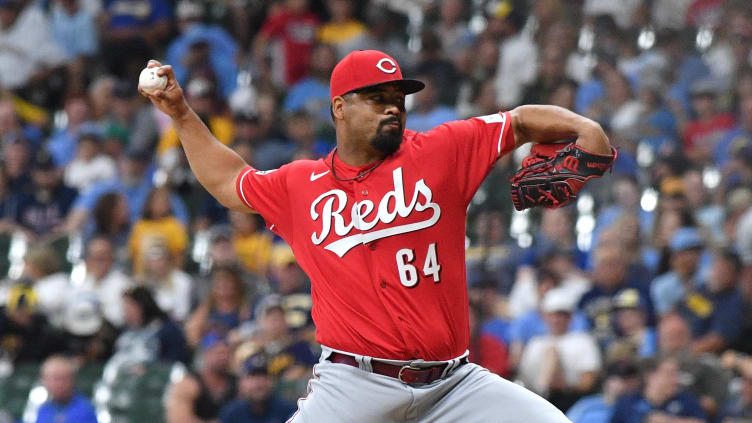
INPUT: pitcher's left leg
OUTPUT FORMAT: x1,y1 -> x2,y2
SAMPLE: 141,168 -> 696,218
418,364 -> 571,423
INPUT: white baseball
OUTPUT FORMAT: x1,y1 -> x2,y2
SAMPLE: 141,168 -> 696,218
139,66 -> 168,94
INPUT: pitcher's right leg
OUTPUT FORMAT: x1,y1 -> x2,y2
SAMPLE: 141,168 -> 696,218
287,360 -> 413,423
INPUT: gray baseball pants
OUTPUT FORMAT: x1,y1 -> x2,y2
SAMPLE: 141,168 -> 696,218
287,347 -> 572,423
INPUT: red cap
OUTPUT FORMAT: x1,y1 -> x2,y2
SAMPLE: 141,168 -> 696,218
329,50 -> 424,100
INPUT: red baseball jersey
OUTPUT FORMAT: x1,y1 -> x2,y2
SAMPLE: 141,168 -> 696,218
236,111 -> 515,361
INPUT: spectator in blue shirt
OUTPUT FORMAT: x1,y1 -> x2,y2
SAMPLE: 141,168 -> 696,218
36,355 -> 98,423
567,360 -> 641,423
166,0 -> 239,100
220,352 -> 297,423
283,42 -> 338,129
608,289 -> 658,359
610,356 -> 706,423
406,74 -> 459,133
15,150 -> 78,239
650,227 -> 706,316
678,248 -> 746,355
50,0 -> 98,60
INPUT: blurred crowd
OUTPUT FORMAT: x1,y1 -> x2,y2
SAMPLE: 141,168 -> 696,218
1,0 -> 752,422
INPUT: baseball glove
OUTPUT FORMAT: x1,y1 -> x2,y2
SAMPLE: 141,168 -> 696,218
509,142 -> 617,211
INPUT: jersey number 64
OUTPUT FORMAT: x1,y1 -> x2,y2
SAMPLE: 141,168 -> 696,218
395,243 -> 441,287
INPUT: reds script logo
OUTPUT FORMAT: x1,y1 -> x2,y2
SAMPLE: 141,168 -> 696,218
310,168 -> 440,257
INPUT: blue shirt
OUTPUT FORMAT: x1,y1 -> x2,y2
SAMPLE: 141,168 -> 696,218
73,177 -> 189,226
51,7 -> 98,59
406,106 -> 460,133
715,126 -> 752,167
567,394 -> 614,423
219,396 -> 296,423
678,287 -> 745,343
166,24 -> 239,99
509,309 -> 589,345
36,393 -> 98,423
106,0 -> 171,30
610,392 -> 705,423
283,77 -> 332,124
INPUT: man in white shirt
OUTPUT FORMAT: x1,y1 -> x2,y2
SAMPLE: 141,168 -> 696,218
518,287 -> 602,410
71,236 -> 133,327
0,0 -> 65,90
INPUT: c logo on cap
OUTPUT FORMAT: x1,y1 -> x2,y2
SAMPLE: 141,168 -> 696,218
376,58 -> 397,74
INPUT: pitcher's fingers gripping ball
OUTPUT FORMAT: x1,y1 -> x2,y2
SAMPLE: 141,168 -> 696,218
509,142 -> 617,210
138,66 -> 167,94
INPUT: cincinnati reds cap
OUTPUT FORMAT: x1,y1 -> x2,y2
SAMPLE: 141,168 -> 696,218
330,50 -> 424,99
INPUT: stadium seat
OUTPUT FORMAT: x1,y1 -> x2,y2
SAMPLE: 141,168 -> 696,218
0,363 -> 40,420
94,362 -> 176,422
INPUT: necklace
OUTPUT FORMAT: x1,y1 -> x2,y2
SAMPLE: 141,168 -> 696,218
330,148 -> 385,182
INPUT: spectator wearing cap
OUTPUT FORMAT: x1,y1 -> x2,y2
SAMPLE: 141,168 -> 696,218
285,110 -> 334,161
166,0 -> 239,100
186,264 -> 252,349
610,356 -> 706,423
658,313 -> 730,419
165,332 -> 237,423
675,249 -> 746,355
106,286 -> 188,371
566,360 -> 641,423
63,128 -> 118,192
607,288 -> 658,359
0,0 -> 65,91
35,355 -> 97,423
283,42 -> 339,130
253,0 -> 320,87
234,294 -> 317,380
128,186 -> 189,274
578,244 -> 654,346
518,287 -> 602,411
0,283 -> 63,363
268,244 -> 309,297
135,236 -> 193,322
650,227 -> 706,316
682,77 -> 735,164
14,150 -> 78,239
507,268 -> 589,372
104,78 -> 161,154
46,94 -> 94,167
219,352 -> 297,423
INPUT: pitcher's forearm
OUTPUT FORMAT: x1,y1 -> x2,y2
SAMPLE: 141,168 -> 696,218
173,109 -> 249,210
510,105 -> 611,154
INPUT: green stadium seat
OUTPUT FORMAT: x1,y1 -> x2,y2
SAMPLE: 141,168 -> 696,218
94,362 -> 176,423
0,362 -> 40,420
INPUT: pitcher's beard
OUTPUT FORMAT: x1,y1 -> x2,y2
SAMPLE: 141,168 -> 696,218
370,121 -> 403,156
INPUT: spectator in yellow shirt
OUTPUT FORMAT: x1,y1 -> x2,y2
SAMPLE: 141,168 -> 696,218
317,0 -> 366,54
129,186 -> 188,273
229,210 -> 273,277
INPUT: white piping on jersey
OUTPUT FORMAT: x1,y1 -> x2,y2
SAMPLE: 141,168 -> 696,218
310,167 -> 441,257
473,112 -> 507,156
238,168 -> 255,209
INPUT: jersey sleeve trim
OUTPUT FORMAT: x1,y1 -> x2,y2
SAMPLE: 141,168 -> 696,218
235,166 -> 256,210
497,112 -> 508,156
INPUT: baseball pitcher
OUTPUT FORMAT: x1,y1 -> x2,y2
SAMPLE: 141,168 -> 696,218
140,50 -> 615,422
